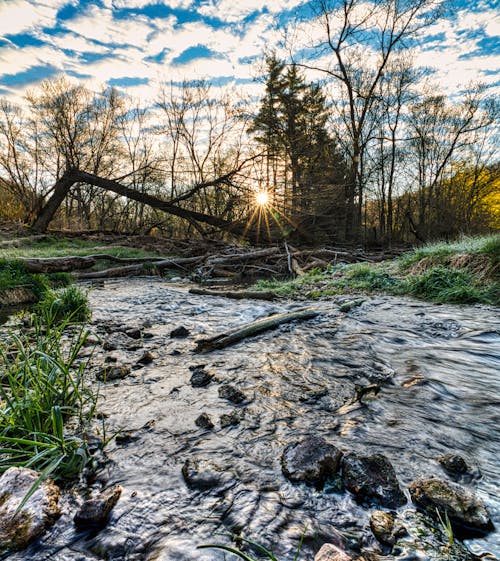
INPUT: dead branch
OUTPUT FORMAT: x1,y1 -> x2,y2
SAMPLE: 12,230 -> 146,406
188,288 -> 278,300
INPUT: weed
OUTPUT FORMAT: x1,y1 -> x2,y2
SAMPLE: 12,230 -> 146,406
35,285 -> 91,324
435,508 -> 454,547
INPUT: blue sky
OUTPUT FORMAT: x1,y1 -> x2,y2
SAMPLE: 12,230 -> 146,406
0,0 -> 498,104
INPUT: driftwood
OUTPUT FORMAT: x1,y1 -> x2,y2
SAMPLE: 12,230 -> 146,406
194,308 -> 319,352
188,288 -> 278,300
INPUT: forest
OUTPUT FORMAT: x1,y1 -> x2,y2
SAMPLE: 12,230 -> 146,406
0,0 -> 498,246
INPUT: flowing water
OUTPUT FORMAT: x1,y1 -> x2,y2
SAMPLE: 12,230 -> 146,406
3,278 -> 500,560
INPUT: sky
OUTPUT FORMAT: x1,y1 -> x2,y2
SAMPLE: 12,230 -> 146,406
0,0 -> 499,106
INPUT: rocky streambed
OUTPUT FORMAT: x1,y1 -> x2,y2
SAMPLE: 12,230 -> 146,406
1,278 -> 499,561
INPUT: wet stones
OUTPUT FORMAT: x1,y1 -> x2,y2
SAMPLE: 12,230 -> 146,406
136,350 -> 155,365
314,543 -> 353,561
437,453 -> 472,479
97,364 -> 131,381
281,436 -> 342,487
182,458 -> 235,492
74,485 -> 122,529
342,453 -> 406,508
190,366 -> 214,387
195,413 -> 215,430
170,326 -> 190,338
408,476 -> 494,534
218,384 -> 247,404
369,511 -> 406,545
0,467 -> 61,551
220,410 -> 241,428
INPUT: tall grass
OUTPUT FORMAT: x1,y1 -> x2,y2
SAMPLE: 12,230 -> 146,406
0,305 -> 95,483
36,285 -> 91,324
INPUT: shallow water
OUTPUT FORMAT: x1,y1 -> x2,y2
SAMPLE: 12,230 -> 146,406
4,278 -> 500,560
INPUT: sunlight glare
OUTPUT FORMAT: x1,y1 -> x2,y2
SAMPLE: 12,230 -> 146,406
255,190 -> 269,206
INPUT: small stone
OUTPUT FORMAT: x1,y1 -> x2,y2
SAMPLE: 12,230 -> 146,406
218,384 -> 246,404
438,454 -> 469,476
342,453 -> 406,508
195,413 -> 214,430
137,351 -> 154,365
314,543 -> 353,561
281,436 -> 343,487
409,476 -> 493,534
170,326 -> 190,338
370,511 -> 396,544
74,485 -> 122,529
0,467 -> 61,551
220,411 -> 241,428
97,364 -> 131,381
190,368 -> 214,387
124,327 -> 142,339
83,334 -> 100,347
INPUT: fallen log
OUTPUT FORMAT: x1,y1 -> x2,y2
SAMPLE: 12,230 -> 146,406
78,255 -> 204,279
22,255 -> 98,273
194,307 -> 319,352
188,288 -> 279,300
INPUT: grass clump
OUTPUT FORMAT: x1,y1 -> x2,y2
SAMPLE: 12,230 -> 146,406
0,314 -> 96,482
0,259 -> 49,298
35,285 -> 91,324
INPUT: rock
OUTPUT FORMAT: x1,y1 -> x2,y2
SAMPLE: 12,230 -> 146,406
124,327 -> 142,339
408,476 -> 494,534
437,454 -> 470,477
281,436 -> 342,487
103,332 -> 142,351
339,299 -> 364,313
342,453 -> 406,508
370,511 -> 396,544
195,413 -> 214,430
83,334 -> 100,347
0,467 -> 61,551
182,458 -> 235,492
218,384 -> 247,404
220,411 -> 241,428
190,367 -> 214,387
97,364 -> 131,381
137,350 -> 154,365
314,543 -> 353,561
74,485 -> 122,529
170,326 -> 190,338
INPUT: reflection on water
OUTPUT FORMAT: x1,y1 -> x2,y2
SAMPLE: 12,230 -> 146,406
3,279 -> 499,560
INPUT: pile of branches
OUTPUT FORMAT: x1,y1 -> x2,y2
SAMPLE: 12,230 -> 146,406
17,242 -> 401,283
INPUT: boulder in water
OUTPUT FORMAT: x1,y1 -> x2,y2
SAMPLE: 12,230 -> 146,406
182,458 -> 236,493
0,467 -> 61,551
281,436 -> 342,487
342,453 -> 406,508
408,476 -> 493,535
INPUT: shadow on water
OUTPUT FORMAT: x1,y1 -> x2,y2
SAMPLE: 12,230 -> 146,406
3,278 -> 499,560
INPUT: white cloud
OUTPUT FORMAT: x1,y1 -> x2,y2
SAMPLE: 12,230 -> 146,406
198,0 -> 307,23
0,0 -> 67,38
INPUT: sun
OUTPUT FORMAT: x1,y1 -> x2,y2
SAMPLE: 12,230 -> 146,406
255,190 -> 269,206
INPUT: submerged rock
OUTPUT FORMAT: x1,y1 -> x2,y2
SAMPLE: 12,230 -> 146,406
190,367 -> 214,387
437,453 -> 471,479
136,350 -> 155,365
369,511 -> 407,545
0,467 -> 61,551
281,436 -> 342,487
408,476 -> 493,534
195,413 -> 214,429
342,453 -> 406,508
218,384 -> 247,404
314,543 -> 353,561
124,327 -> 142,339
220,410 -> 241,428
74,485 -> 122,529
103,332 -> 142,351
182,458 -> 235,492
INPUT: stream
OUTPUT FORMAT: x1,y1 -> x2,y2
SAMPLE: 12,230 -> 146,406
3,278 -> 500,560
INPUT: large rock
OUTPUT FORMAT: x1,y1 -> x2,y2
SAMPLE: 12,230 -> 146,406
314,543 -> 353,561
0,467 -> 61,551
74,485 -> 122,529
342,453 -> 406,508
408,476 -> 494,534
281,436 -> 342,487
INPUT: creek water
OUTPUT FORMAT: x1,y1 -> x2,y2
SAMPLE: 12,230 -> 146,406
3,278 -> 500,561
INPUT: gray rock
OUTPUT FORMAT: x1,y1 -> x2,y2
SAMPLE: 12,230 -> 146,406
314,543 -> 353,561
438,454 -> 470,477
195,413 -> 214,430
103,332 -> 142,351
218,384 -> 247,404
124,327 -> 142,339
281,436 -> 342,487
182,458 -> 235,492
137,350 -> 155,365
220,410 -> 241,428
408,476 -> 493,534
170,326 -> 190,338
190,368 -> 213,387
74,485 -> 122,529
97,364 -> 131,381
342,453 -> 406,508
0,467 -> 61,551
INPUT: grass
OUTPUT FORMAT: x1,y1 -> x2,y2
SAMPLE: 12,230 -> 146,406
253,234 -> 499,305
0,259 -> 50,298
35,285 -> 92,325
0,312 -> 96,484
